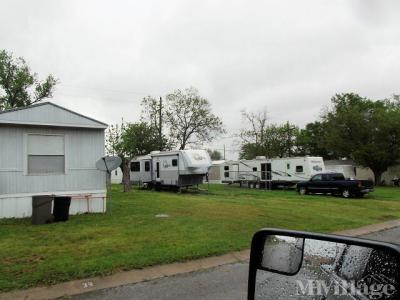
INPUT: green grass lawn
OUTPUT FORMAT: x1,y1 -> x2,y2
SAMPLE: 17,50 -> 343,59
1,184 -> 400,291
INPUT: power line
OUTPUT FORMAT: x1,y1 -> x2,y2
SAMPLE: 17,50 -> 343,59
60,84 -> 157,96
209,148 -> 241,152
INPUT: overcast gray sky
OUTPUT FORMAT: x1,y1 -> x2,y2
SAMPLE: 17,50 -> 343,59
1,0 -> 399,158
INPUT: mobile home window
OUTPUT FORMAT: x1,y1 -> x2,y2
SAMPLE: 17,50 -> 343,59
172,159 -> 178,167
144,161 -> 150,172
296,166 -> 303,173
27,134 -> 65,174
131,162 -> 140,172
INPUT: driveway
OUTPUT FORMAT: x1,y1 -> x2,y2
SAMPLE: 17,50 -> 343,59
71,227 -> 400,300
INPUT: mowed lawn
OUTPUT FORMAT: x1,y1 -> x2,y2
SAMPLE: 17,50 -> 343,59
1,185 -> 400,291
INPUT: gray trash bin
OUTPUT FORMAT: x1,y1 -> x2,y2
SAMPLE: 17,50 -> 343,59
32,196 -> 54,225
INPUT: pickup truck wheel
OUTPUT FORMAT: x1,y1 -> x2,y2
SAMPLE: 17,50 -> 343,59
298,187 -> 308,195
342,189 -> 351,198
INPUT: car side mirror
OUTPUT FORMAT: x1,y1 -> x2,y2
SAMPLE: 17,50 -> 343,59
248,228 -> 400,300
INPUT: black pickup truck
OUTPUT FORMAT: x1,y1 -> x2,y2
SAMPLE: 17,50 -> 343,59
296,172 -> 374,198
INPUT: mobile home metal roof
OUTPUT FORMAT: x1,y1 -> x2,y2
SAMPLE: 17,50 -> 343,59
0,102 -> 108,129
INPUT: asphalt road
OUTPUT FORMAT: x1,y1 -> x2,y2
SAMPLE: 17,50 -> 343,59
71,227 -> 400,300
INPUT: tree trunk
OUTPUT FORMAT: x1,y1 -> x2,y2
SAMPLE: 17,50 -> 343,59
372,169 -> 383,186
121,159 -> 131,192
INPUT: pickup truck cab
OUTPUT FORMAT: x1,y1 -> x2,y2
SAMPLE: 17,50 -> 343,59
296,172 -> 374,198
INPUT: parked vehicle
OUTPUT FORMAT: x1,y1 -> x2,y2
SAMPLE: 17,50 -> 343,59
130,150 -> 212,190
296,172 -> 374,198
238,156 -> 325,188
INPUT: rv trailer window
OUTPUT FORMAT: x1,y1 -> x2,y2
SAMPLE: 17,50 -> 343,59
296,165 -> 303,173
224,166 -> 229,170
287,163 -> 290,169
145,161 -> 150,172
224,172 -> 229,178
172,159 -> 178,167
130,162 -> 140,172
253,167 -> 257,172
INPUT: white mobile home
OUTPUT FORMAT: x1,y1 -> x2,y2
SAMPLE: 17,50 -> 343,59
130,150 -> 212,189
324,160 -> 356,179
238,156 -> 325,187
0,102 -> 107,218
207,160 -> 239,184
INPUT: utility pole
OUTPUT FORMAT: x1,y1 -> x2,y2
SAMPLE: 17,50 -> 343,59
223,144 -> 226,160
159,97 -> 163,151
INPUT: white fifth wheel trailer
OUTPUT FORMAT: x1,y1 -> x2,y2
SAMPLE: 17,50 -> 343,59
130,150 -> 212,189
237,156 -> 325,188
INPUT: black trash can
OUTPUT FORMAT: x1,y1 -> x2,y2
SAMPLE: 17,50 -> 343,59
32,196 -> 54,225
53,197 -> 71,222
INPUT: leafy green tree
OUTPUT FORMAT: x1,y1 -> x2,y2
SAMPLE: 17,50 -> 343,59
207,149 -> 223,160
106,122 -> 162,192
0,50 -> 57,110
323,93 -> 400,184
296,121 -> 335,159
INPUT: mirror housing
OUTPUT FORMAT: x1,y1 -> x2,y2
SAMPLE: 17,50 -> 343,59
248,228 -> 400,300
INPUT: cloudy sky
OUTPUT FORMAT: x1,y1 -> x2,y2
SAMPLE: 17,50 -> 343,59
1,0 -> 399,158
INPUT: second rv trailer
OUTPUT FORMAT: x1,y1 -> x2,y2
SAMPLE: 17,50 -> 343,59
130,149 -> 212,189
237,156 -> 325,187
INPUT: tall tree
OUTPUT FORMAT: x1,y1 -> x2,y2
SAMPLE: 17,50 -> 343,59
323,93 -> 400,184
297,121 -> 334,158
239,109 -> 268,146
166,88 -> 224,149
106,122 -> 162,192
141,88 -> 224,150
0,50 -> 57,110
239,108 -> 301,159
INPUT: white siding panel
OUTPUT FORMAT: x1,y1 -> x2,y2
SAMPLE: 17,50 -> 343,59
0,103 -> 106,128
0,193 -> 106,218
0,127 -> 23,170
0,197 -> 31,218
69,194 -> 106,215
0,126 -> 106,196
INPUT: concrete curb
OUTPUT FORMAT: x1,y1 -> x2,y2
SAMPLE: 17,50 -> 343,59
1,219 -> 399,300
332,219 -> 400,237
0,250 -> 250,300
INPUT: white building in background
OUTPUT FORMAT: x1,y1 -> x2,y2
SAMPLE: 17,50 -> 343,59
207,160 -> 239,184
0,102 -> 108,218
325,159 -> 400,185
111,167 -> 123,184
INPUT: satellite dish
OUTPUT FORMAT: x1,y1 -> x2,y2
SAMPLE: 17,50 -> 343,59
96,156 -> 122,172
